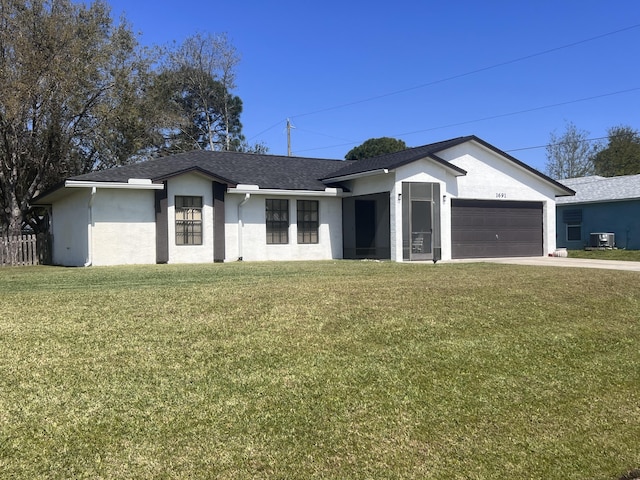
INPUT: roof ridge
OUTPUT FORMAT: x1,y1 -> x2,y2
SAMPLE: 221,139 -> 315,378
156,149 -> 342,163
357,136 -> 471,162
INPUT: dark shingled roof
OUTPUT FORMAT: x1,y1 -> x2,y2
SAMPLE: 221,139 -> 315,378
321,137 -> 471,179
38,135 -> 573,200
320,134 -> 572,195
69,150 -> 352,191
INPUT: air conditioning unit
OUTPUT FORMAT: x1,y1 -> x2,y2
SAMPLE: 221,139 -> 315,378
589,232 -> 615,248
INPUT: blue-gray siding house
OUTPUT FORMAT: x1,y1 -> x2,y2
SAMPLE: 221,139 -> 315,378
556,174 -> 640,250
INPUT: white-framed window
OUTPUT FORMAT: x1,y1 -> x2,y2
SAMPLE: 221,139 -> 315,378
175,196 -> 203,245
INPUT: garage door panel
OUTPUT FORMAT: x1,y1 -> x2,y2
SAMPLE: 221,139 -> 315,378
451,200 -> 543,258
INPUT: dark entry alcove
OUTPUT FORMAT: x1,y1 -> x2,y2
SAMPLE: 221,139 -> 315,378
343,193 -> 390,259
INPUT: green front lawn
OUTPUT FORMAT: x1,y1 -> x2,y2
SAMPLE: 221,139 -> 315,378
569,249 -> 640,261
1,261 -> 638,479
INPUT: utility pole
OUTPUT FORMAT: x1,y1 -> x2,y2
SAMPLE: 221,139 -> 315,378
287,118 -> 294,156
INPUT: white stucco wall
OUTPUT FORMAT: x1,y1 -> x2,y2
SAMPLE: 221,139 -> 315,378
346,173 -> 395,197
50,187 -> 157,266
166,173 -> 215,264
224,193 -> 343,262
51,189 -> 90,267
91,189 -> 156,266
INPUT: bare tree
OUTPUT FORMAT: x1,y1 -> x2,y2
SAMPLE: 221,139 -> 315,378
545,122 -> 596,180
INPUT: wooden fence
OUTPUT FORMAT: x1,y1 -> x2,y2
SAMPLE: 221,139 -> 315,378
0,234 -> 52,267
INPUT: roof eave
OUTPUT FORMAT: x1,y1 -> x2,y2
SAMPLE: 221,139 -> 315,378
65,179 -> 165,190
322,168 -> 392,183
557,197 -> 637,205
322,156 -> 467,183
228,185 -> 346,197
31,179 -> 165,205
427,154 -> 468,176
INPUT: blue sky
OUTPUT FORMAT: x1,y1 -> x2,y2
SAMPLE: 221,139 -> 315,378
106,0 -> 639,172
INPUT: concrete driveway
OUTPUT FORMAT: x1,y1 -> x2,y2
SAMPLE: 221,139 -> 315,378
445,256 -> 640,272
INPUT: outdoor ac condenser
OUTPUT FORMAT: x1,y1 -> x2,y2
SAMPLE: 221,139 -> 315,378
589,232 -> 615,248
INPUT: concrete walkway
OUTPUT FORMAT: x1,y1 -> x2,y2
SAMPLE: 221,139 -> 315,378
444,256 -> 640,272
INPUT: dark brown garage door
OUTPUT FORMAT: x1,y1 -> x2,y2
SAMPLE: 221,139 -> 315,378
451,199 -> 543,258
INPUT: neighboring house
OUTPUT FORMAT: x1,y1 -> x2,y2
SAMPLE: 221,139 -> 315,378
557,174 -> 640,250
33,135 -> 574,266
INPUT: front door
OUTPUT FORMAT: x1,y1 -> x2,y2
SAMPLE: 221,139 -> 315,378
410,199 -> 432,261
355,200 -> 376,257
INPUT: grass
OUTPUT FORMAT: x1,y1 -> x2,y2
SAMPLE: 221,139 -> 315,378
568,249 -> 640,261
0,261 -> 639,479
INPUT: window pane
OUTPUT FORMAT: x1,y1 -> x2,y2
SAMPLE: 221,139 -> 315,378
266,199 -> 289,244
297,200 -> 319,244
567,224 -> 581,241
175,196 -> 203,245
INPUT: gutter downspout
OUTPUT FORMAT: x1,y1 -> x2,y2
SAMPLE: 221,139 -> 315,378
237,193 -> 250,261
84,187 -> 97,267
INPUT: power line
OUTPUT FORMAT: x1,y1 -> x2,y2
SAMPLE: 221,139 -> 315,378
391,87 -> 640,138
247,118 -> 287,142
294,127 -> 355,143
287,23 -> 640,120
293,86 -> 640,154
506,132 -> 637,154
248,23 -> 639,146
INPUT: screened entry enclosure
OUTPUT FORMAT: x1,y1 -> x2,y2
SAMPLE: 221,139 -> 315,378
402,182 -> 441,261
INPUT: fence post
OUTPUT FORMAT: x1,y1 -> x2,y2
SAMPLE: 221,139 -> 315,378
37,233 -> 52,265
0,236 -> 6,265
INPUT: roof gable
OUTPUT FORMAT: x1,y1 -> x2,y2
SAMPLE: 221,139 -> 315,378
465,136 -> 574,196
321,137 -> 471,180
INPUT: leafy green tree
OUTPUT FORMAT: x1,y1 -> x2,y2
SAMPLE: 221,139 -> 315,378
0,0 -> 150,237
545,122 -> 595,179
592,125 -> 640,177
345,137 -> 407,160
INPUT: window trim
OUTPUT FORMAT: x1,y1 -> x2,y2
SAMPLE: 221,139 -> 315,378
175,195 -> 203,246
266,198 -> 289,244
297,200 -> 319,244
